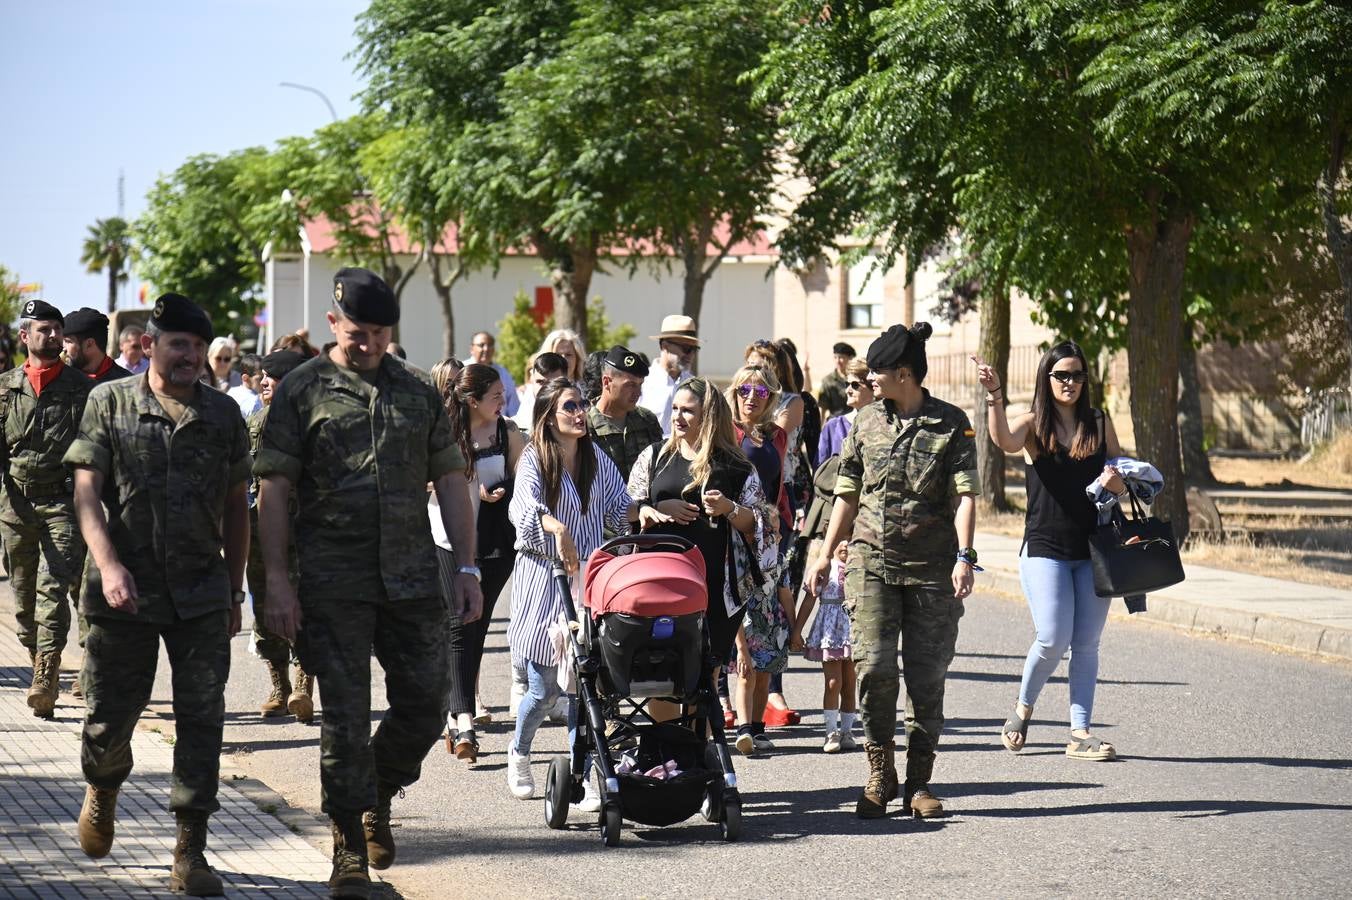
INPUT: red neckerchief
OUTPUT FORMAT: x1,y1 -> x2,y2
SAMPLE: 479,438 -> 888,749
24,357 -> 65,396
88,356 -> 115,381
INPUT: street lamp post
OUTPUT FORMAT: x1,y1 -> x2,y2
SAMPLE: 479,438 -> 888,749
278,81 -> 338,122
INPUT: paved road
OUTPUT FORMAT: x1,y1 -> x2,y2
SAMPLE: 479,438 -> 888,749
197,586 -> 1352,899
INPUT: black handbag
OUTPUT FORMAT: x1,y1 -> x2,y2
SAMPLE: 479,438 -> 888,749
1088,491 -> 1186,598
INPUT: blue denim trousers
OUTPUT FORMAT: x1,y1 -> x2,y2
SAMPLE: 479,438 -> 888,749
511,659 -> 577,756
1017,552 -> 1111,731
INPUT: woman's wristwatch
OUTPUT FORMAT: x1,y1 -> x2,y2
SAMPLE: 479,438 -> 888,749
231,589 -> 246,605
456,565 -> 482,582
727,502 -> 742,519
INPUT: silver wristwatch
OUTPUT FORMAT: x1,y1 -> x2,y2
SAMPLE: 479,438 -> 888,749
456,565 -> 482,582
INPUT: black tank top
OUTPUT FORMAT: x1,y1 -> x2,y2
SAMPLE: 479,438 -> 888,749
1023,413 -> 1106,561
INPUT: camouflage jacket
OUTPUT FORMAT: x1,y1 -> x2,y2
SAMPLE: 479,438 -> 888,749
835,391 -> 979,587
817,370 -> 849,419
587,403 -> 664,483
0,362 -> 92,499
253,353 -> 465,603
63,376 -> 251,623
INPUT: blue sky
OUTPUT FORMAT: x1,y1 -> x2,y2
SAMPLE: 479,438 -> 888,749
0,1 -> 369,312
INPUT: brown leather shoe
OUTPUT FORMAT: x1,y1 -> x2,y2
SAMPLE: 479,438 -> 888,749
78,785 -> 118,858
907,785 -> 946,819
855,741 -> 899,818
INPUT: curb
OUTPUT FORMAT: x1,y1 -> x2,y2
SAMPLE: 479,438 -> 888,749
979,567 -> 1352,664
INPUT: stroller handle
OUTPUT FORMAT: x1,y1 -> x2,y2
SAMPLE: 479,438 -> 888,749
597,533 -> 696,555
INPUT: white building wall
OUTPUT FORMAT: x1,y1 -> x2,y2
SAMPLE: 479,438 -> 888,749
266,253 -> 775,378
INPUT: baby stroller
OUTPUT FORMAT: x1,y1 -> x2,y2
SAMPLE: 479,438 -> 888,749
542,533 -> 742,846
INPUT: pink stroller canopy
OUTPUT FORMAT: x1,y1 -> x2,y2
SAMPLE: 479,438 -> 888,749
584,545 -> 707,618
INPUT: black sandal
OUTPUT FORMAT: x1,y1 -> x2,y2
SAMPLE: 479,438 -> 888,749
1001,707 -> 1031,752
453,729 -> 479,763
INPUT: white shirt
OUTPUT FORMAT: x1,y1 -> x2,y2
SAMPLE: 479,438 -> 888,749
513,384 -> 538,433
227,384 -> 261,419
492,363 -> 520,417
639,367 -> 690,436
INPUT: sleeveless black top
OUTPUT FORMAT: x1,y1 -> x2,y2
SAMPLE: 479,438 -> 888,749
1023,412 -> 1106,561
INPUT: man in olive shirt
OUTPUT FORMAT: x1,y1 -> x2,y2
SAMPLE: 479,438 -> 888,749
65,293 -> 250,896
0,299 -> 91,718
587,345 -> 663,482
255,267 -> 481,900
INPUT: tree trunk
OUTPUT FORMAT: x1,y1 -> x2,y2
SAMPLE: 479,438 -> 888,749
1317,118 -> 1352,391
547,236 -> 597,336
974,273 -> 1011,512
1177,322 -> 1214,485
106,265 -> 118,313
1125,203 -> 1194,538
428,250 -> 464,361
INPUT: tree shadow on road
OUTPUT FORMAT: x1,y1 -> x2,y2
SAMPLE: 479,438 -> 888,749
946,669 -> 1187,687
960,798 -> 1352,818
1124,754 -> 1352,770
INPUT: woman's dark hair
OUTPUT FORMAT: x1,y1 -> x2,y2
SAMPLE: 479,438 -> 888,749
533,351 -> 568,379
898,321 -> 933,383
531,377 -> 597,514
449,363 -> 502,478
1030,340 -> 1099,460
776,338 -> 805,395
581,350 -> 607,402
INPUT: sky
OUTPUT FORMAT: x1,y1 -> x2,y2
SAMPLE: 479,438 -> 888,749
0,1 -> 370,313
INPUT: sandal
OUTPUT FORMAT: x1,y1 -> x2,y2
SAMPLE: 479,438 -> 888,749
453,729 -> 480,764
1001,706 -> 1032,752
1066,733 -> 1116,762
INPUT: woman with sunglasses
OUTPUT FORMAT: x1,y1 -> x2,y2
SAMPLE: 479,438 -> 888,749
975,340 -> 1124,762
817,359 -> 875,460
206,336 -> 241,390
504,378 -> 664,800
725,365 -> 798,754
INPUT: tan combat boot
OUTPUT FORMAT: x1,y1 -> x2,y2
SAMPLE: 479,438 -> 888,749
330,816 -> 372,900
27,650 -> 60,718
287,663 -> 315,724
260,659 -> 291,717
363,784 -> 400,870
855,740 -> 899,818
77,784 -> 118,858
169,814 -> 223,896
905,753 -> 946,818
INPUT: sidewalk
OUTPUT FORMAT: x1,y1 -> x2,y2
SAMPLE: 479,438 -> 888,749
976,530 -> 1352,662
0,593 -> 344,898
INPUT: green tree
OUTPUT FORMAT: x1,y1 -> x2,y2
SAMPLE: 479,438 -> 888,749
80,217 -> 132,313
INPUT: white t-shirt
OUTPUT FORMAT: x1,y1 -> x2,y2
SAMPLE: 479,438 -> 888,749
227,385 -> 261,420
427,477 -> 479,552
639,367 -> 690,436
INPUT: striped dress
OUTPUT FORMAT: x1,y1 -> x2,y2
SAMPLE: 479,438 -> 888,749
507,443 -> 633,668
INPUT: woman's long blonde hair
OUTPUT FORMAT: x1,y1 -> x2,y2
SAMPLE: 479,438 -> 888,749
661,378 -> 749,494
538,329 -> 587,381
726,364 -> 781,438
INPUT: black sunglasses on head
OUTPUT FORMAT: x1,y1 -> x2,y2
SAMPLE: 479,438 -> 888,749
1050,370 -> 1088,385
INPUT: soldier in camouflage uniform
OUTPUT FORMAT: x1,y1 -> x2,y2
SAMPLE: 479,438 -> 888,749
65,294 -> 250,896
244,349 -> 313,721
254,267 -> 481,900
62,307 -> 133,698
806,323 -> 979,820
0,299 -> 91,719
586,345 -> 663,481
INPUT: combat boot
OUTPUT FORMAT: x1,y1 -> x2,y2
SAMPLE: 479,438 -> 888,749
72,673 -> 83,700
904,752 -> 946,819
260,658 -> 291,717
169,814 -> 223,896
855,740 -> 899,818
287,663 -> 314,724
27,650 -> 60,718
77,784 -> 118,858
363,783 -> 401,870
330,816 -> 371,899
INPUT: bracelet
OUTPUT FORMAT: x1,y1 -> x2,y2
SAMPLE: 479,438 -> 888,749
727,502 -> 742,519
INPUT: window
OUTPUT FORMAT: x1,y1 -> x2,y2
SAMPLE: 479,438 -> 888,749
844,255 -> 884,329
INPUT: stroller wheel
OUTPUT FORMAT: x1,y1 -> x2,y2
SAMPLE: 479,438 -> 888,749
544,755 -> 571,830
719,796 -> 742,843
600,804 -> 622,847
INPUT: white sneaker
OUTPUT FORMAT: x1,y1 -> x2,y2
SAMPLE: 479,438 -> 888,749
823,730 -> 842,753
734,732 -> 755,756
506,745 -> 535,799
752,734 -> 775,752
473,694 -> 492,725
547,695 -> 569,725
839,729 -> 857,751
578,777 -> 603,814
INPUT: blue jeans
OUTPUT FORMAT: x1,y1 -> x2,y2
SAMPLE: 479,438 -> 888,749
511,660 -> 577,756
1017,553 -> 1111,731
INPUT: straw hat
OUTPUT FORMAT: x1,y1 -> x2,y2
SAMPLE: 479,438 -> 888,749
650,314 -> 701,348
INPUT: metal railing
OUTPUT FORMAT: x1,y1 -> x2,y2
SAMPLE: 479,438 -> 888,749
924,344 -> 1044,401
1301,387 -> 1352,449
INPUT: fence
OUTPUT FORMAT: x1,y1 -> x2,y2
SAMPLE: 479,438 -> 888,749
925,344 -> 1044,402
1301,387 -> 1352,449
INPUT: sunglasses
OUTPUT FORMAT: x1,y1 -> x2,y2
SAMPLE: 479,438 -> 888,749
1050,371 -> 1088,385
847,380 -> 869,391
736,384 -> 770,400
559,399 -> 589,414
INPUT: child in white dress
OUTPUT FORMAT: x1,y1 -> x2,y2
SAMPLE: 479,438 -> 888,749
793,541 -> 857,752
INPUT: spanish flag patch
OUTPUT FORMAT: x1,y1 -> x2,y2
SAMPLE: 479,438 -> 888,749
963,428 -> 975,437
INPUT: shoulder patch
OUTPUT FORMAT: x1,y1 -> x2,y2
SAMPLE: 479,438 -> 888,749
963,428 -> 975,437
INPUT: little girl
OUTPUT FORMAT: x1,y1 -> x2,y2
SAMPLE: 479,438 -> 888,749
793,541 -> 857,753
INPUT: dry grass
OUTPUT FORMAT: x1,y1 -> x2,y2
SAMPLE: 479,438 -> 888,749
1183,517 -> 1352,590
1209,433 -> 1352,489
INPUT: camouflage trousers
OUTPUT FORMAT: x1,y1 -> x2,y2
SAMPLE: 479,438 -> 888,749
245,523 -> 295,665
81,610 -> 231,814
0,494 -> 84,654
845,567 -> 964,782
296,594 -> 450,818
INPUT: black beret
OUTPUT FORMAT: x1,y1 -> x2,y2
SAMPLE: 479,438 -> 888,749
832,342 -> 857,357
333,267 -> 398,326
866,322 -> 933,377
149,293 -> 214,343
19,299 -> 63,325
63,307 -> 108,339
604,345 -> 649,378
260,350 -> 306,381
